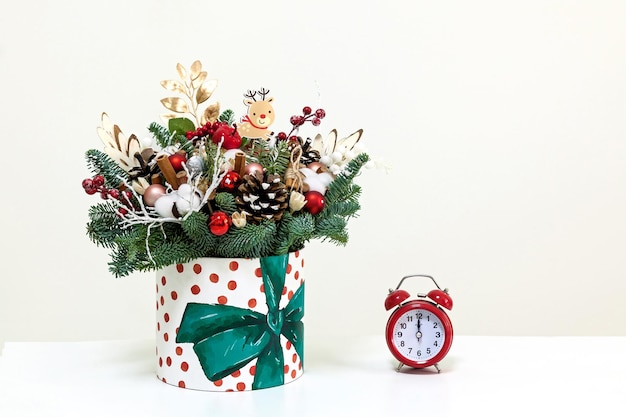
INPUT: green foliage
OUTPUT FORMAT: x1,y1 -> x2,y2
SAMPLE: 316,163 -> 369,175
148,122 -> 194,154
168,117 -> 195,136
214,192 -> 238,214
87,152 -> 372,277
274,212 -> 314,254
86,201 -> 126,247
214,221 -> 277,258
254,140 -> 291,176
219,109 -> 235,125
85,149 -> 129,187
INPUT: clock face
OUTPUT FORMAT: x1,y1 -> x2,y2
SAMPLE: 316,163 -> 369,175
386,301 -> 453,368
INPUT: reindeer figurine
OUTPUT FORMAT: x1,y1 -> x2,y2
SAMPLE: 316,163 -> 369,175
237,88 -> 275,140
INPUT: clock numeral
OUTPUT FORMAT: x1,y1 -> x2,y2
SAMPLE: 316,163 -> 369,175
435,332 -> 441,338
427,315 -> 431,322
407,316 -> 413,322
426,348 -> 431,355
408,347 -> 412,354
396,331 -> 403,337
400,323 -> 407,329
400,341 -> 405,347
434,341 -> 438,347
416,312 -> 423,319
417,350 -> 422,357
433,323 -> 438,329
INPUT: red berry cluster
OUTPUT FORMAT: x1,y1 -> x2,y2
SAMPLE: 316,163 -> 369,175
277,106 -> 326,141
82,175 -> 135,215
185,121 -> 228,140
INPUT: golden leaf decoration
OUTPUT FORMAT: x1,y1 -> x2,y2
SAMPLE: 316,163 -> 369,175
160,79 -> 186,94
190,60 -> 202,79
191,71 -> 207,89
161,113 -> 179,121
196,79 -> 218,104
202,102 -> 221,124
161,61 -> 219,126
161,97 -> 189,113
176,63 -> 187,81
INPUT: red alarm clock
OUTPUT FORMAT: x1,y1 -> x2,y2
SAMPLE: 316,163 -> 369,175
384,274 -> 453,372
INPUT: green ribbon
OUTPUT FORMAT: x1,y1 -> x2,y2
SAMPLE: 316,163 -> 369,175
176,254 -> 304,390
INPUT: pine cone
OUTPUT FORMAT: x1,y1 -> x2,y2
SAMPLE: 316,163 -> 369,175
300,137 -> 321,165
235,171 -> 289,223
288,137 -> 320,166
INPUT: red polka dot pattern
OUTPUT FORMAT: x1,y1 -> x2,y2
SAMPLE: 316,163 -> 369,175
155,252 -> 305,391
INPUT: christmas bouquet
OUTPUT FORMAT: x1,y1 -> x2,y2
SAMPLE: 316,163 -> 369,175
82,61 -> 372,277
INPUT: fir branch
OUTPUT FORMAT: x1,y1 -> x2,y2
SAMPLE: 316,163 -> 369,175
219,109 -> 235,125
181,211 -> 218,253
254,140 -> 291,176
148,122 -> 172,148
274,212 -> 314,254
148,122 -> 194,154
314,216 -> 349,245
86,202 -> 126,248
324,153 -> 369,206
214,192 -> 238,214
214,221 -> 277,258
85,149 -> 129,187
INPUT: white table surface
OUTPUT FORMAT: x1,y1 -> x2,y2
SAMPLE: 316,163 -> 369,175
0,336 -> 625,417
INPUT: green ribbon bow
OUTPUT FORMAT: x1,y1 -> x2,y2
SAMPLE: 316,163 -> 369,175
176,254 -> 304,390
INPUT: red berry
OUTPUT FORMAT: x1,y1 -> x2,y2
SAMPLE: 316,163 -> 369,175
82,178 -> 93,190
118,207 -> 128,216
93,175 -> 105,187
108,189 -> 120,199
312,117 -> 321,126
315,109 -> 326,119
100,191 -> 109,200
277,132 -> 287,141
302,106 -> 312,115
290,115 -> 304,126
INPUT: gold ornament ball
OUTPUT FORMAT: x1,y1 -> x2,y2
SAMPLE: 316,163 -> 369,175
143,184 -> 167,206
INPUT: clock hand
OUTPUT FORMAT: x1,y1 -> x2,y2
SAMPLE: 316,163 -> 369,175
416,318 -> 422,341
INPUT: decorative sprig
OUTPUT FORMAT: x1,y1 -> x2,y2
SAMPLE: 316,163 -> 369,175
160,60 -> 220,126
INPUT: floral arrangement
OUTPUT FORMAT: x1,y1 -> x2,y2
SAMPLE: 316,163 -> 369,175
82,61 -> 372,277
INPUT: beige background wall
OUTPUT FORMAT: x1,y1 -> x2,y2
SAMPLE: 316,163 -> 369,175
1,0 -> 625,350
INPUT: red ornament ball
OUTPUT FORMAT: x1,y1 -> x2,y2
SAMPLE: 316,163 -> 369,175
143,184 -> 167,206
209,211 -> 232,236
220,171 -> 241,191
168,153 -> 187,171
304,191 -> 325,215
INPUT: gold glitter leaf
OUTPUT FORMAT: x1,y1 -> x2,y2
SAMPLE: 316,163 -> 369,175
161,79 -> 185,94
190,60 -> 202,79
202,102 -> 221,124
176,63 -> 187,80
191,71 -> 207,89
161,97 -> 189,113
196,79 -> 218,104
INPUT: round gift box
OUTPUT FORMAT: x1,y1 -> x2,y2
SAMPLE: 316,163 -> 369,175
155,251 -> 305,391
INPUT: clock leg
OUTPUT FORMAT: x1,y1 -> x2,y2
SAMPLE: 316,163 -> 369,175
396,362 -> 404,372
434,363 -> 441,373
